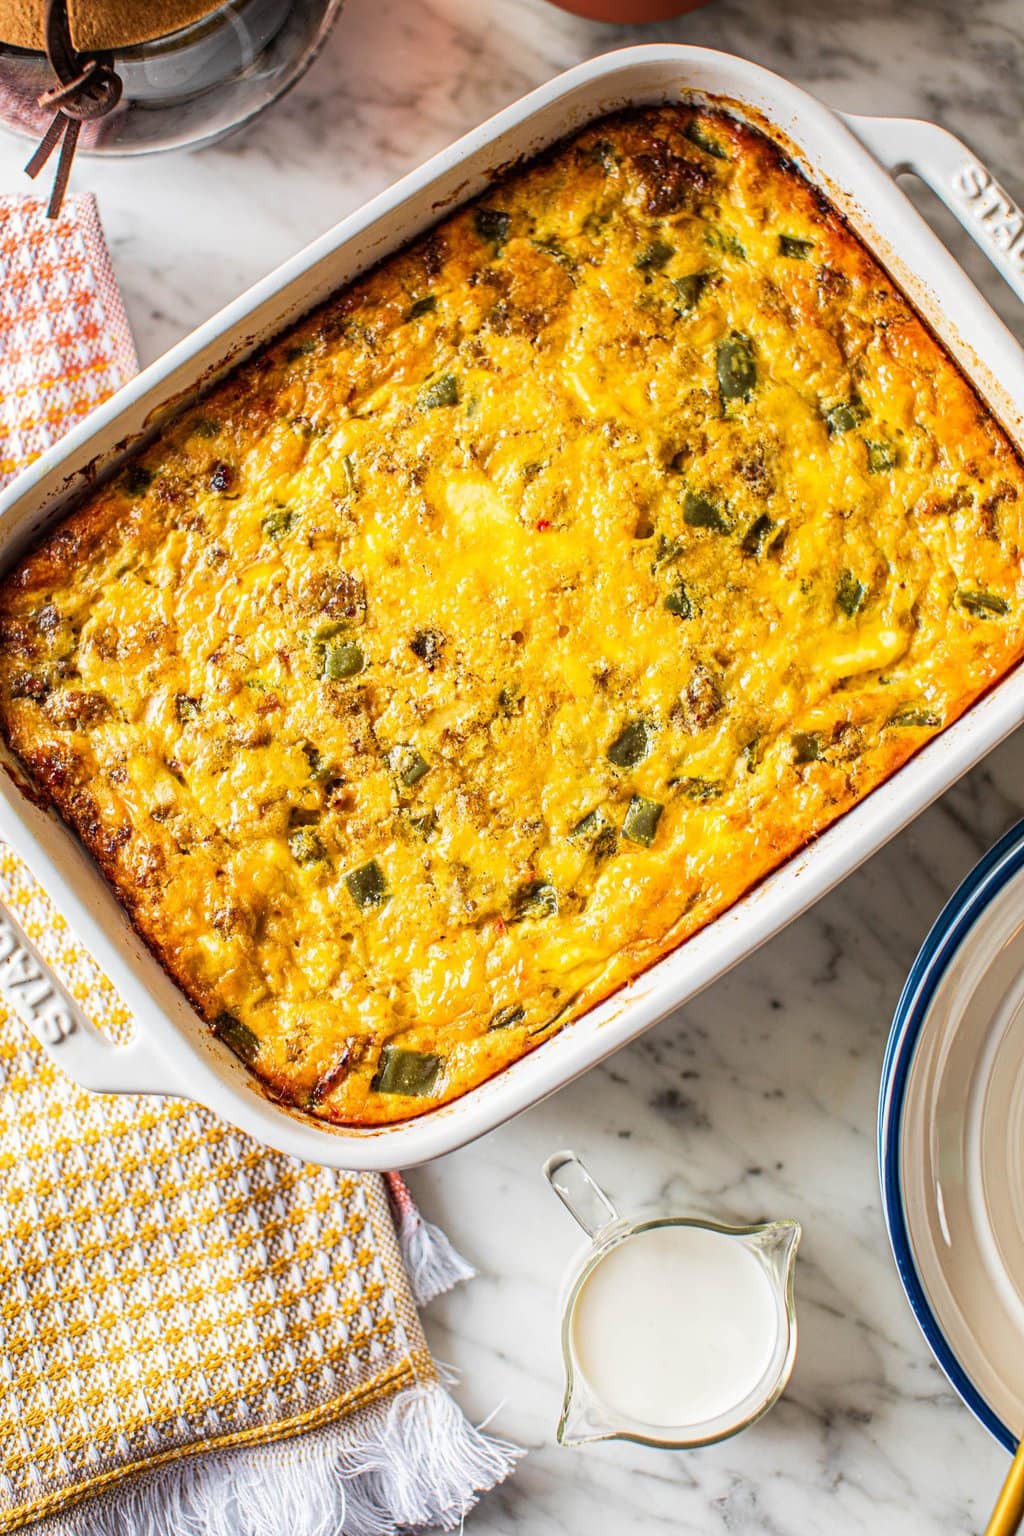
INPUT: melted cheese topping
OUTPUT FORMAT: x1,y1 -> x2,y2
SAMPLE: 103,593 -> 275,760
2,106 -> 1023,1125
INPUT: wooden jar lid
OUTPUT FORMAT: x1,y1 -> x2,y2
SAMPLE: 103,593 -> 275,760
0,0 -> 224,51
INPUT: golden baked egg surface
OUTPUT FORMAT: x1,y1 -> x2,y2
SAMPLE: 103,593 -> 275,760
2,105 -> 1023,1125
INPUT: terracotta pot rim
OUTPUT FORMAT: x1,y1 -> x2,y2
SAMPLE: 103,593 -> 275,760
543,0 -> 712,21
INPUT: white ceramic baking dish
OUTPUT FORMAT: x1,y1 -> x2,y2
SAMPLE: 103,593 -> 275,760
2,44 -> 1024,1170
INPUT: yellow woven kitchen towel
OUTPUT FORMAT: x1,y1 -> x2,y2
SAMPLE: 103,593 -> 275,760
0,199 -> 521,1534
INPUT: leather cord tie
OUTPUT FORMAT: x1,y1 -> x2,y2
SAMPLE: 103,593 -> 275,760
24,0 -> 123,219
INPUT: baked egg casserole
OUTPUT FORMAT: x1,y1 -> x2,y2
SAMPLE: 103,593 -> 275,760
2,104 -> 1023,1125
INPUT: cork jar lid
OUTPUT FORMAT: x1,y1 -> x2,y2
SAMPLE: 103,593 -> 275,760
0,0 -> 224,51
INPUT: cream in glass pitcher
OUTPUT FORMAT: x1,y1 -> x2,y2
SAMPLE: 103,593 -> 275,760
545,1151 -> 800,1448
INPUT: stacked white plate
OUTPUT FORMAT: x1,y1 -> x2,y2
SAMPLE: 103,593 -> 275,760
880,822 -> 1024,1450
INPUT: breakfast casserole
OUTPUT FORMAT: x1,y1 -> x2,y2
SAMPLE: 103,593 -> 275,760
1,104 -> 1023,1126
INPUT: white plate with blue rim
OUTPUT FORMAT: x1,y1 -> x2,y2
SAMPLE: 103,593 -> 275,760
880,819 -> 1024,1450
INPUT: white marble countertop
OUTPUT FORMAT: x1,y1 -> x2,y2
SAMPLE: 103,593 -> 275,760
3,0 -> 1024,1530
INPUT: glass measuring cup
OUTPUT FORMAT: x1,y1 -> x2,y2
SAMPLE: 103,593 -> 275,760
545,1150 -> 800,1449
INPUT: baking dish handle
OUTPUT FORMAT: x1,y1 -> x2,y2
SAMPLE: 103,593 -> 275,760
842,114 -> 1024,308
0,894 -> 189,1097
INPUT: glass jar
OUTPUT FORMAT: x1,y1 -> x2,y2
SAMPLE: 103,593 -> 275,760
0,0 -> 343,156
545,1151 -> 800,1449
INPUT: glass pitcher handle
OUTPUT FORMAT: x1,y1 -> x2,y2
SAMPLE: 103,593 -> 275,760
544,1150 -> 620,1239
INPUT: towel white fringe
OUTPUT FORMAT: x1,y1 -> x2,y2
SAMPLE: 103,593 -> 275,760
334,1383 -> 523,1534
391,1199 -> 476,1306
51,1382 -> 523,1536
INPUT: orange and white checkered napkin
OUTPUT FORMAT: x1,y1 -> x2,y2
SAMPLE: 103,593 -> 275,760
0,194 -> 137,491
0,197 -> 519,1535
